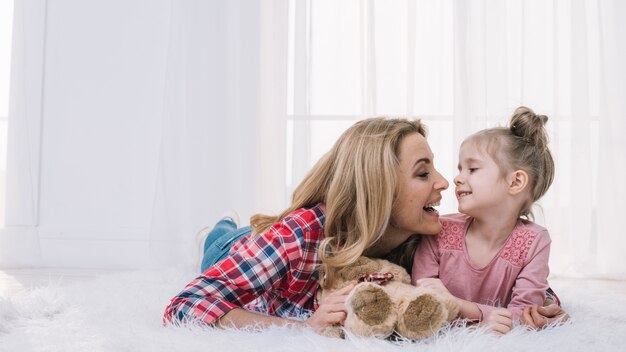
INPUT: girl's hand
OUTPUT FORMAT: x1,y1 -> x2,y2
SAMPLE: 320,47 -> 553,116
520,304 -> 569,329
482,308 -> 513,334
304,284 -> 355,333
415,278 -> 452,297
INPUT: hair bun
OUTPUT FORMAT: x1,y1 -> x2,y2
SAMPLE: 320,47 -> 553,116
509,106 -> 549,149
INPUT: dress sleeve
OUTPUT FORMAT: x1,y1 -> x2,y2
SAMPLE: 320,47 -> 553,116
505,230 -> 551,320
163,222 -> 302,325
411,235 -> 441,284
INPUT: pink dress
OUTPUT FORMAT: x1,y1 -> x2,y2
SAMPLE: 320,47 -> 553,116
411,213 -> 551,320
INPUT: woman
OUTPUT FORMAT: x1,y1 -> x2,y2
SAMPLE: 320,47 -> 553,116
163,117 -> 565,332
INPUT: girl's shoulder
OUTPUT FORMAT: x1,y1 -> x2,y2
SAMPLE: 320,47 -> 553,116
517,219 -> 549,238
500,220 -> 551,266
440,213 -> 471,234
436,213 -> 471,251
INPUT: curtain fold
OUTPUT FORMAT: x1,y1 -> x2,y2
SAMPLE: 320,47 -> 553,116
148,0 -> 288,269
596,0 -> 626,275
450,0 -> 624,278
0,0 -> 46,267
4,0 -> 46,228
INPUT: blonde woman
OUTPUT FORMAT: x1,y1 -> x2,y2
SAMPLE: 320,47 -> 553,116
163,117 -> 448,332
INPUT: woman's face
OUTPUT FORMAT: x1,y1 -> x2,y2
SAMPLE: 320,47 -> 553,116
390,132 -> 449,237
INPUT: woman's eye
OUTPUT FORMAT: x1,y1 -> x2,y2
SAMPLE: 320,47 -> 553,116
416,172 -> 430,178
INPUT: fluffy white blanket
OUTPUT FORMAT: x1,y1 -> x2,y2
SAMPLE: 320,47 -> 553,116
0,269 -> 624,352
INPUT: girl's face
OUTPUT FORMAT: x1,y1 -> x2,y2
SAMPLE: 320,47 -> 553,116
390,133 -> 449,237
453,141 -> 510,217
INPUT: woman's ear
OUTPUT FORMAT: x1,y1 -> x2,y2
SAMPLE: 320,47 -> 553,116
508,170 -> 529,195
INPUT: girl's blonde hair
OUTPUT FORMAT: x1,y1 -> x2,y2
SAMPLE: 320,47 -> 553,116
250,117 -> 426,289
464,106 -> 555,218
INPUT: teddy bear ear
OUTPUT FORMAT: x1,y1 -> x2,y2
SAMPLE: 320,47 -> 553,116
354,256 -> 374,267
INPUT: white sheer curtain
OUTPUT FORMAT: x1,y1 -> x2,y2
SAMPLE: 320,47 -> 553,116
2,0 -> 287,269
291,0 -> 626,278
452,0 -> 626,278
2,0 -> 624,277
149,0 -> 289,268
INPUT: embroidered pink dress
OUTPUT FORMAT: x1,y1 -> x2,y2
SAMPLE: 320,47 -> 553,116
411,213 -> 551,320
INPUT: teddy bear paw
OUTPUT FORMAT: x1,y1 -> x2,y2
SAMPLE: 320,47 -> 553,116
395,292 -> 448,340
344,282 -> 397,338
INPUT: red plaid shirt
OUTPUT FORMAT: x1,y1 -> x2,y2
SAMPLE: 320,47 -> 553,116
163,204 -> 326,325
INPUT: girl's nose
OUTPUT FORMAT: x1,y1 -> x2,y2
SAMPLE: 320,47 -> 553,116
453,174 -> 463,186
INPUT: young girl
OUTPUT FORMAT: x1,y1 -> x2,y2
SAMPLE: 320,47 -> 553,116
412,107 -> 557,334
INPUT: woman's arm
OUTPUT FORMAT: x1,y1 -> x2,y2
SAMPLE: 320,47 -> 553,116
217,284 -> 355,332
218,308 -> 303,329
164,218 -> 315,326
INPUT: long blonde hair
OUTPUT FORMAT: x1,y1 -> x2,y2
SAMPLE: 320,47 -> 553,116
250,117 -> 426,288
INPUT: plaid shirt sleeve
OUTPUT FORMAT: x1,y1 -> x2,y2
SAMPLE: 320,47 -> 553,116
163,209 -> 322,325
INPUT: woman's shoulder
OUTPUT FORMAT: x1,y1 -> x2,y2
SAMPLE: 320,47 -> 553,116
273,203 -> 326,241
283,203 -> 325,227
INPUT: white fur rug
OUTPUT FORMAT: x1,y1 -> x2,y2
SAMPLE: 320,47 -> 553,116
0,269 -> 625,352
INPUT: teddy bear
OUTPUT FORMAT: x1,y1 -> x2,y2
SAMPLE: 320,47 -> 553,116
318,256 -> 458,340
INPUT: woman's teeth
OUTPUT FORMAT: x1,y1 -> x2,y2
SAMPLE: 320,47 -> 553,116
423,201 -> 440,212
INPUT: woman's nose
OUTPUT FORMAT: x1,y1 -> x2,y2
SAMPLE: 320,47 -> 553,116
435,171 -> 449,190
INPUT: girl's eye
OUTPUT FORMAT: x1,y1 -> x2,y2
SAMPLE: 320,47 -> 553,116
469,168 -> 478,173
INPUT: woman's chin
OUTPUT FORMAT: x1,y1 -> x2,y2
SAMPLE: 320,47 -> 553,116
417,220 -> 442,235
